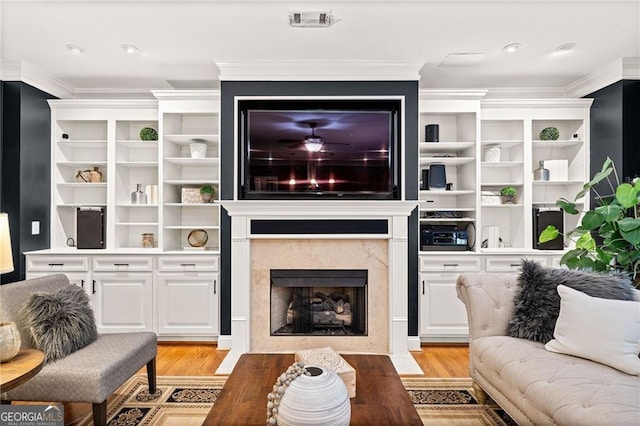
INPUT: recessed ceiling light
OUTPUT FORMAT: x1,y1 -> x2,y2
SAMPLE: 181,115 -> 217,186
555,43 -> 576,54
66,44 -> 83,54
503,43 -> 522,53
121,44 -> 139,54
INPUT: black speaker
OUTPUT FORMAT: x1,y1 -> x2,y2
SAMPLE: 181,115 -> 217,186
428,164 -> 447,190
77,207 -> 105,249
425,124 -> 439,142
533,208 -> 563,250
420,169 -> 429,190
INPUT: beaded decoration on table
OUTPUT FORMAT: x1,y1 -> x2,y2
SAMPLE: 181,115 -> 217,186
266,361 -> 308,425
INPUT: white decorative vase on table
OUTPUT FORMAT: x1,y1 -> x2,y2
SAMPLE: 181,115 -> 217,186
0,322 -> 21,362
276,366 -> 351,426
189,142 -> 207,159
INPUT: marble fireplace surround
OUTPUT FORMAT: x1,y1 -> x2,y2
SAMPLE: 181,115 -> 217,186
216,200 -> 422,374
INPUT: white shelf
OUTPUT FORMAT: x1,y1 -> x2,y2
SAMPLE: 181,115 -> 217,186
420,190 -> 475,195
116,222 -> 159,226
163,225 -> 221,230
57,140 -> 107,146
481,140 -> 523,147
164,179 -> 220,185
164,134 -> 218,144
117,161 -> 158,168
419,142 -> 475,152
116,204 -> 158,207
164,203 -> 218,207
481,203 -> 525,208
481,161 -> 523,168
164,157 -> 219,166
57,203 -> 107,208
420,156 -> 475,166
532,180 -> 584,185
116,140 -> 159,148
420,207 -> 475,212
419,217 -> 475,222
57,183 -> 108,188
532,140 -> 583,148
57,161 -> 108,167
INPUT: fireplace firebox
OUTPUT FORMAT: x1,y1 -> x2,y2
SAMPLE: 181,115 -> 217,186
270,269 -> 367,336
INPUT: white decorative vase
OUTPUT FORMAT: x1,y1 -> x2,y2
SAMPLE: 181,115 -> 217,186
189,142 -> 207,159
0,322 -> 21,362
484,145 -> 501,162
277,366 -> 351,426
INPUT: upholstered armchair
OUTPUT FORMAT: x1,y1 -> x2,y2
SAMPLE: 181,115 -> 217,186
0,274 -> 157,425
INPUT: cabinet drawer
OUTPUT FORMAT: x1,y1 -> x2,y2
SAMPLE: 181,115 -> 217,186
158,255 -> 218,272
484,256 -> 549,272
420,257 -> 481,272
27,256 -> 89,272
92,256 -> 153,272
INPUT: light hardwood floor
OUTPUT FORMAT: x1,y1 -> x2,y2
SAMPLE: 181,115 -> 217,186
65,342 -> 470,424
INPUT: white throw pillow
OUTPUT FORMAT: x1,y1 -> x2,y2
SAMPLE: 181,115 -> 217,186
545,284 -> 640,375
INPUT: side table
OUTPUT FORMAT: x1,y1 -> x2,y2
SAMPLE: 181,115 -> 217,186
0,349 -> 45,393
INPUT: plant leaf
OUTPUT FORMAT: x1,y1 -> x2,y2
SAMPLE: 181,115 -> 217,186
556,198 -> 579,214
539,225 -> 560,243
615,183 -> 640,208
560,248 -> 584,267
575,232 -> 596,251
594,204 -> 624,222
618,217 -> 640,245
580,211 -> 604,230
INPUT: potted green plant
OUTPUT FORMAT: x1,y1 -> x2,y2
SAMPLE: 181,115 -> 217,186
500,186 -> 518,204
199,184 -> 215,203
539,157 -> 640,287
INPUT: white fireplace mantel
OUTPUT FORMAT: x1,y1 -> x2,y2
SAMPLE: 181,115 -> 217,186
216,200 -> 423,375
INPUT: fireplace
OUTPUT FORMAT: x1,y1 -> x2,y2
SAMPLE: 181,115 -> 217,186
270,269 -> 367,336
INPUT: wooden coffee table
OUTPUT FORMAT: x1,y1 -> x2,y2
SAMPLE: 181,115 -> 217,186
203,353 -> 422,425
0,349 -> 45,393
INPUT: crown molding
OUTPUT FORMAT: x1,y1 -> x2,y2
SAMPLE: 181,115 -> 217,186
217,60 -> 424,81
565,57 -> 640,98
151,89 -> 220,101
419,89 -> 488,100
482,98 -> 594,109
0,60 -> 74,99
47,98 -> 158,109
484,87 -> 569,99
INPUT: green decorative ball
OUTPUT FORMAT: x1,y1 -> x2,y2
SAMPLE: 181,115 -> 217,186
540,127 -> 560,141
139,127 -> 158,141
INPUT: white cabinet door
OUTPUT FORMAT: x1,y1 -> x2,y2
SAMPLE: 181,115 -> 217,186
92,273 -> 154,333
419,272 -> 469,341
156,273 -> 219,336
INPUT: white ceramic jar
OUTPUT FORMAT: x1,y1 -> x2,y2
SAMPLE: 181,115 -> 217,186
0,322 -> 21,362
277,366 -> 351,426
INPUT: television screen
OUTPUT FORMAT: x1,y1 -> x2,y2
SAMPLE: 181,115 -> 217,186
239,99 -> 401,199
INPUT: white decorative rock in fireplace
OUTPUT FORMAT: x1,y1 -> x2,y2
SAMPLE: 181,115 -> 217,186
217,200 -> 422,374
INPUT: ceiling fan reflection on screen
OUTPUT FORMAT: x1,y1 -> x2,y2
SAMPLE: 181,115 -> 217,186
279,122 -> 350,152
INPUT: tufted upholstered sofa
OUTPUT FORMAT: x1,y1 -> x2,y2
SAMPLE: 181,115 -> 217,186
0,274 -> 157,425
456,273 -> 640,426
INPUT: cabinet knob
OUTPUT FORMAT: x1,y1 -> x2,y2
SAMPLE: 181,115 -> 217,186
80,279 -> 85,289
48,263 -> 64,267
92,280 -> 96,294
114,263 -> 129,267
422,280 -> 425,295
214,279 -> 217,295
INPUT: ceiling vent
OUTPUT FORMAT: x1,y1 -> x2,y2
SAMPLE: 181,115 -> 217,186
289,11 -> 334,28
439,53 -> 487,67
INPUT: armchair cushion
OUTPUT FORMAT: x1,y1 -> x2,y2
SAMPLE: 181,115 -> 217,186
21,284 -> 97,363
506,260 -> 635,343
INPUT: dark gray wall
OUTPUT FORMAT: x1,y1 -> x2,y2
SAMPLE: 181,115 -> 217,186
588,80 -> 640,206
219,81 -> 419,336
0,82 -> 55,283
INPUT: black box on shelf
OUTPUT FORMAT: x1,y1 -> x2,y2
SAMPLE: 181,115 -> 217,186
77,207 -> 106,249
533,207 -> 563,250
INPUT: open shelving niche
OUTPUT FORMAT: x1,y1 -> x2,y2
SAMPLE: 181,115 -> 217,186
417,95 -> 482,253
49,101 -> 160,251
157,92 -> 220,253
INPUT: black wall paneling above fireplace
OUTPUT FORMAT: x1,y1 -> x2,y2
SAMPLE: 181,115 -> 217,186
250,219 -> 388,235
219,80 -> 420,337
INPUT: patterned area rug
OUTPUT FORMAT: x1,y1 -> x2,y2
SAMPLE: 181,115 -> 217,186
78,375 -> 515,425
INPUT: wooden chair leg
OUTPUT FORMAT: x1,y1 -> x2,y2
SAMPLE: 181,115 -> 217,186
146,357 -> 157,394
92,400 -> 107,426
473,382 -> 488,405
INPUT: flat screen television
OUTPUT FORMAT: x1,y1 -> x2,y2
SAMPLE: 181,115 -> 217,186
238,98 -> 401,199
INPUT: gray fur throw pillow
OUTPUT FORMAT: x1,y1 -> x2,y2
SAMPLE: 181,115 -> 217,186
22,284 -> 98,363
506,260 -> 636,343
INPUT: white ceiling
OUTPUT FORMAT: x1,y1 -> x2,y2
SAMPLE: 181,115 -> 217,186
1,0 -> 638,97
